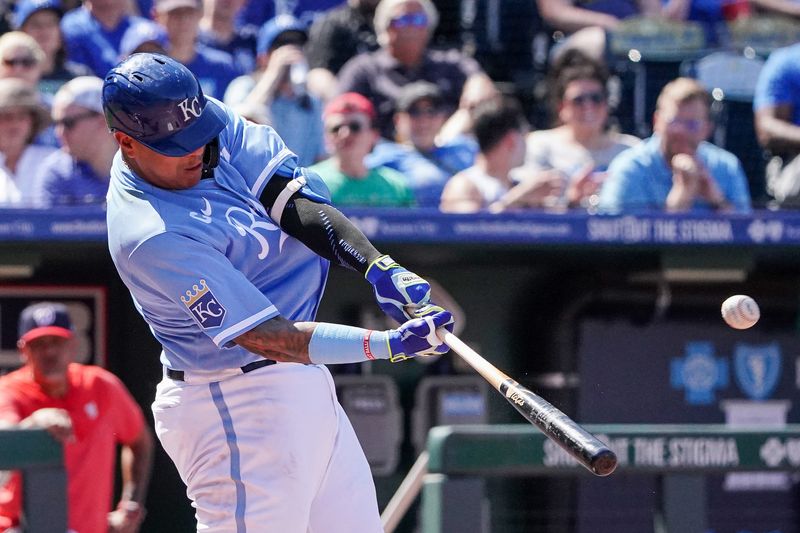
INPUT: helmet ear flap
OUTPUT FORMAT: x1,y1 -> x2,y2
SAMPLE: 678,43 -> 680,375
201,137 -> 219,179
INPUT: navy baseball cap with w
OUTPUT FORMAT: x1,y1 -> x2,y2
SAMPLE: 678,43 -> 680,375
18,302 -> 73,343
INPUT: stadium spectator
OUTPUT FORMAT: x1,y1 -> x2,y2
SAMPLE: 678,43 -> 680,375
514,50 -> 640,210
749,0 -> 800,17
440,96 -> 552,213
306,0 -> 380,76
368,81 -> 476,206
234,0 -> 342,33
0,31 -> 60,147
224,14 -> 326,167
118,18 -> 169,59
153,0 -> 242,99
435,73 -> 500,145
13,0 -> 91,97
0,78 -> 55,206
536,0 -> 667,61
311,92 -> 414,206
753,42 -> 800,207
60,0 -> 156,78
0,302 -> 153,533
337,0 -> 485,138
198,0 -> 257,73
0,31 -> 46,89
599,77 -> 751,212
37,76 -> 116,206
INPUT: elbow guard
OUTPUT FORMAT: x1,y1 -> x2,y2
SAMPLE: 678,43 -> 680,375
269,167 -> 331,225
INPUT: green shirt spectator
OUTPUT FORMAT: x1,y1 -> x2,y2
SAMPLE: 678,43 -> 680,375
314,91 -> 414,207
312,158 -> 413,207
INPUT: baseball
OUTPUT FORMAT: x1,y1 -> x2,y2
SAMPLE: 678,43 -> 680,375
721,295 -> 760,329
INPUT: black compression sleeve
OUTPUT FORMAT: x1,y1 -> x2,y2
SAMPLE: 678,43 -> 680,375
260,177 -> 382,273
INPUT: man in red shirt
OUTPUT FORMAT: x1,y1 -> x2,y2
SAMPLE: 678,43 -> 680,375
0,302 -> 153,533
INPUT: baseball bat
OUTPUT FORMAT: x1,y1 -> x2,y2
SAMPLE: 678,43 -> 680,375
438,329 -> 617,477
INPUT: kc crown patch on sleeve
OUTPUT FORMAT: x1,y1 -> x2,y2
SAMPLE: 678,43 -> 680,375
181,279 -> 227,328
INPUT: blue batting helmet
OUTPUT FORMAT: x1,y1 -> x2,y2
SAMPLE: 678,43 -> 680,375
102,53 -> 228,156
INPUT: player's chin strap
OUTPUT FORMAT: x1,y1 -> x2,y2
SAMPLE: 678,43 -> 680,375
270,174 -> 307,225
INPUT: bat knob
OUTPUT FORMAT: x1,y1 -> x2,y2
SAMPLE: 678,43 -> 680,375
590,449 -> 618,477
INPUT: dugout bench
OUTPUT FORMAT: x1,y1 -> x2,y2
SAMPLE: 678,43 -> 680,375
0,428 -> 66,532
422,424 -> 800,533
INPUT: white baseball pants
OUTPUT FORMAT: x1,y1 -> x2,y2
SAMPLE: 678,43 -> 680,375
152,362 -> 383,533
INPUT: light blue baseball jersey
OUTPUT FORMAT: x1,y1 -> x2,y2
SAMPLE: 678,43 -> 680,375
598,135 -> 752,213
107,98 -> 331,372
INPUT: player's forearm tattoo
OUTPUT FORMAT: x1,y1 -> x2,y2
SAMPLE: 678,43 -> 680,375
234,317 -> 315,364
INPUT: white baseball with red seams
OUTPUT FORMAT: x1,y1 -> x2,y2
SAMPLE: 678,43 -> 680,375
721,295 -> 760,329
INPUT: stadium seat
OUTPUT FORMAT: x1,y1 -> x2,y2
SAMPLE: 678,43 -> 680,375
608,17 -> 707,137
682,51 -> 770,205
411,375 -> 489,455
334,374 -> 403,476
726,15 -> 800,58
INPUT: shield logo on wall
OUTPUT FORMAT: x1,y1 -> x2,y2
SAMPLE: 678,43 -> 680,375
734,342 -> 782,400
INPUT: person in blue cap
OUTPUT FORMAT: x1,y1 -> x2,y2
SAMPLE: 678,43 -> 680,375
13,0 -> 91,96
224,14 -> 326,167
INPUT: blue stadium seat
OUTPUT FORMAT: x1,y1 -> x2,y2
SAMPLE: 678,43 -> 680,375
608,17 -> 707,137
682,51 -> 769,205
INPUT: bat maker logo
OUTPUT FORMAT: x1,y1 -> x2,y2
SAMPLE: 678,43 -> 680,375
181,279 -> 226,328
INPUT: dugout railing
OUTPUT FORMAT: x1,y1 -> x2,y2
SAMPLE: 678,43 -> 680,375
0,428 -> 67,532
422,424 -> 800,533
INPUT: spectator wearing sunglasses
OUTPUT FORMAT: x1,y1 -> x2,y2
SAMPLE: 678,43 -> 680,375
0,31 -> 46,89
13,0 -> 92,98
336,0 -> 485,139
513,50 -> 639,210
310,92 -> 414,207
598,77 -> 751,213
0,78 -> 56,206
35,76 -> 117,206
368,81 -> 477,206
224,14 -> 326,167
0,31 -> 62,149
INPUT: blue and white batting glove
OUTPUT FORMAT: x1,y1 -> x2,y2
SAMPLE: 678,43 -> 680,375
365,255 -> 432,324
387,310 -> 454,362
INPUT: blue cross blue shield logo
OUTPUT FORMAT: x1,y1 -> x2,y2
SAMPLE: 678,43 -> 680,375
734,342 -> 781,400
670,341 -> 728,405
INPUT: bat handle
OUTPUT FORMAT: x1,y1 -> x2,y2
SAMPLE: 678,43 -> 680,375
437,328 -> 508,389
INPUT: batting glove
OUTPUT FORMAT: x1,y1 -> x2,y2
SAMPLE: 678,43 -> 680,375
387,310 -> 453,362
366,255 -> 432,324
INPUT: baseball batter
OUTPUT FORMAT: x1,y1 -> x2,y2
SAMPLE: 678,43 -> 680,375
102,53 -> 453,532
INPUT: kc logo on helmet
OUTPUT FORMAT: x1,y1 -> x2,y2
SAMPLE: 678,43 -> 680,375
178,96 -> 202,122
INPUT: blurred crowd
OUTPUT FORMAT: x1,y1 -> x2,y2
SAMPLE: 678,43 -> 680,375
1,0 -> 800,213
